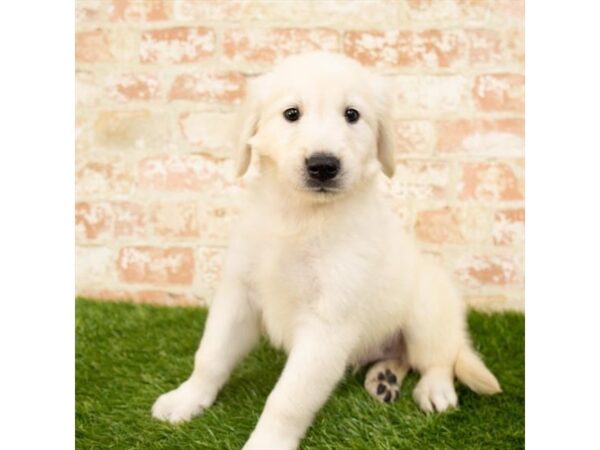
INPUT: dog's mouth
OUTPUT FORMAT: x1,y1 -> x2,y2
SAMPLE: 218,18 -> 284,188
304,181 -> 343,195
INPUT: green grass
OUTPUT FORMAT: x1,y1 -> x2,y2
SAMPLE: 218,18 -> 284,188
76,298 -> 524,450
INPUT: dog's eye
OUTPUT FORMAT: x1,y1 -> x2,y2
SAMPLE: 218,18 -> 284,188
283,107 -> 300,122
344,108 -> 360,124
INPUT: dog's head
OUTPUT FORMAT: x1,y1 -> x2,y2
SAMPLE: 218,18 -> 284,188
235,52 -> 395,200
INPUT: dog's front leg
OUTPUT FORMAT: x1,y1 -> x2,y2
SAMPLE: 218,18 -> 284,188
152,279 -> 260,424
243,322 -> 353,450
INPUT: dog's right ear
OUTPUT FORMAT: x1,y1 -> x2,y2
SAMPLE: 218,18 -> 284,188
234,75 -> 267,177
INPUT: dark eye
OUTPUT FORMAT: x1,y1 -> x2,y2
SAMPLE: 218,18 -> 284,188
345,108 -> 360,123
283,107 -> 300,122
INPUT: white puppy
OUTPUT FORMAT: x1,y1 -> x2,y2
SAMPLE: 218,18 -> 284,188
152,52 -> 501,450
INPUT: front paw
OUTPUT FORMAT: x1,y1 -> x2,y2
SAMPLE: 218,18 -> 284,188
243,431 -> 298,450
151,380 -> 213,424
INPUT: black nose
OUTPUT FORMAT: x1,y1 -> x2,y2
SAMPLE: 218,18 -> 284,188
306,153 -> 340,182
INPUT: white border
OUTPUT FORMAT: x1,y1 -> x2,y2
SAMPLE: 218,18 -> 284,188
527,1 -> 600,447
0,2 -> 74,448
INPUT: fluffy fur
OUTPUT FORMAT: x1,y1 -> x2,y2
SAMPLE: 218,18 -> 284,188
151,52 -> 500,450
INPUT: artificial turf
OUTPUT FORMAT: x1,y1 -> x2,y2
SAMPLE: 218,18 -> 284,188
75,298 -> 524,450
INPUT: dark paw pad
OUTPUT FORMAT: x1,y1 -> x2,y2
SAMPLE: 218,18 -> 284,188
372,370 -> 400,403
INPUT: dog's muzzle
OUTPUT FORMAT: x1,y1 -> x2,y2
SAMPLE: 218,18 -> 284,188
305,153 -> 340,191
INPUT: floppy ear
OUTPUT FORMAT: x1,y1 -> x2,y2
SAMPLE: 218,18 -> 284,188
234,76 -> 264,177
373,77 -> 396,178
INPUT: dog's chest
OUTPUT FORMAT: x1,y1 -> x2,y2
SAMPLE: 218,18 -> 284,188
255,237 -> 324,351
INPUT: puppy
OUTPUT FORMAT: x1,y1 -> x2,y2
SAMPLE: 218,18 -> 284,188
152,52 -> 501,450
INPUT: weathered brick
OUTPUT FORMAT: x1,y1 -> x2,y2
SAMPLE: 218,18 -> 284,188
436,119 -> 524,156
138,154 -> 238,194
76,0 -> 108,23
117,246 -> 195,285
404,0 -> 490,23
169,72 -> 246,103
148,202 -> 199,238
473,73 -> 525,112
109,0 -> 172,22
75,155 -> 134,197
76,71 -> 103,108
75,202 -> 145,240
76,202 -> 112,241
106,73 -> 161,102
93,110 -> 171,150
385,160 -> 450,199
178,111 -> 236,155
140,27 -> 215,63
493,208 -> 524,245
459,162 -> 524,201
490,0 -> 525,22
415,207 -> 491,244
467,28 -> 524,66
394,120 -> 435,155
174,0 -> 312,23
455,253 -> 520,287
76,29 -> 113,63
344,30 -> 466,69
415,207 -> 463,244
223,28 -> 339,64
76,246 -> 114,285
393,75 -> 472,115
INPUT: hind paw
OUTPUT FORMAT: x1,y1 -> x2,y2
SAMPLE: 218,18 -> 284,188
364,360 -> 409,404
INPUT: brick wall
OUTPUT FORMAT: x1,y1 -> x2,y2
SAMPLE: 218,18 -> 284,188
75,0 -> 525,311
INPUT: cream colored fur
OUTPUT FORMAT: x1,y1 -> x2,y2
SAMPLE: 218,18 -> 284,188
151,52 -> 500,450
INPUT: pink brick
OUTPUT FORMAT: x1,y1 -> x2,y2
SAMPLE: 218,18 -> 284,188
148,202 -> 199,238
393,75 -> 472,115
415,207 -> 492,244
344,30 -> 467,69
455,253 -> 520,287
491,0 -> 525,21
109,0 -> 172,22
459,162 -> 524,201
137,154 -> 237,194
93,110 -> 171,150
473,73 -> 525,112
106,73 -> 161,102
169,72 -> 246,103
467,28 -> 524,66
76,30 -> 113,63
117,246 -> 195,285
140,27 -> 215,63
76,247 -> 114,285
75,0 -> 108,23
75,155 -> 134,197
493,208 -> 525,245
385,160 -> 450,199
178,111 -> 235,153
394,121 -> 435,155
436,119 -> 524,156
405,0 -> 490,23
75,202 -> 145,240
223,28 -> 339,64
415,207 -> 463,244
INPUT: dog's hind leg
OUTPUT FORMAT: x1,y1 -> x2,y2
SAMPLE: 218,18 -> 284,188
364,358 -> 410,403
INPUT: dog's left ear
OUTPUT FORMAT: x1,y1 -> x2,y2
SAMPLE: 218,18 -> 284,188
234,75 -> 267,177
372,76 -> 396,178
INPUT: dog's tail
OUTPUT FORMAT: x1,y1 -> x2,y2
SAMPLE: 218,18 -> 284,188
454,344 -> 501,395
